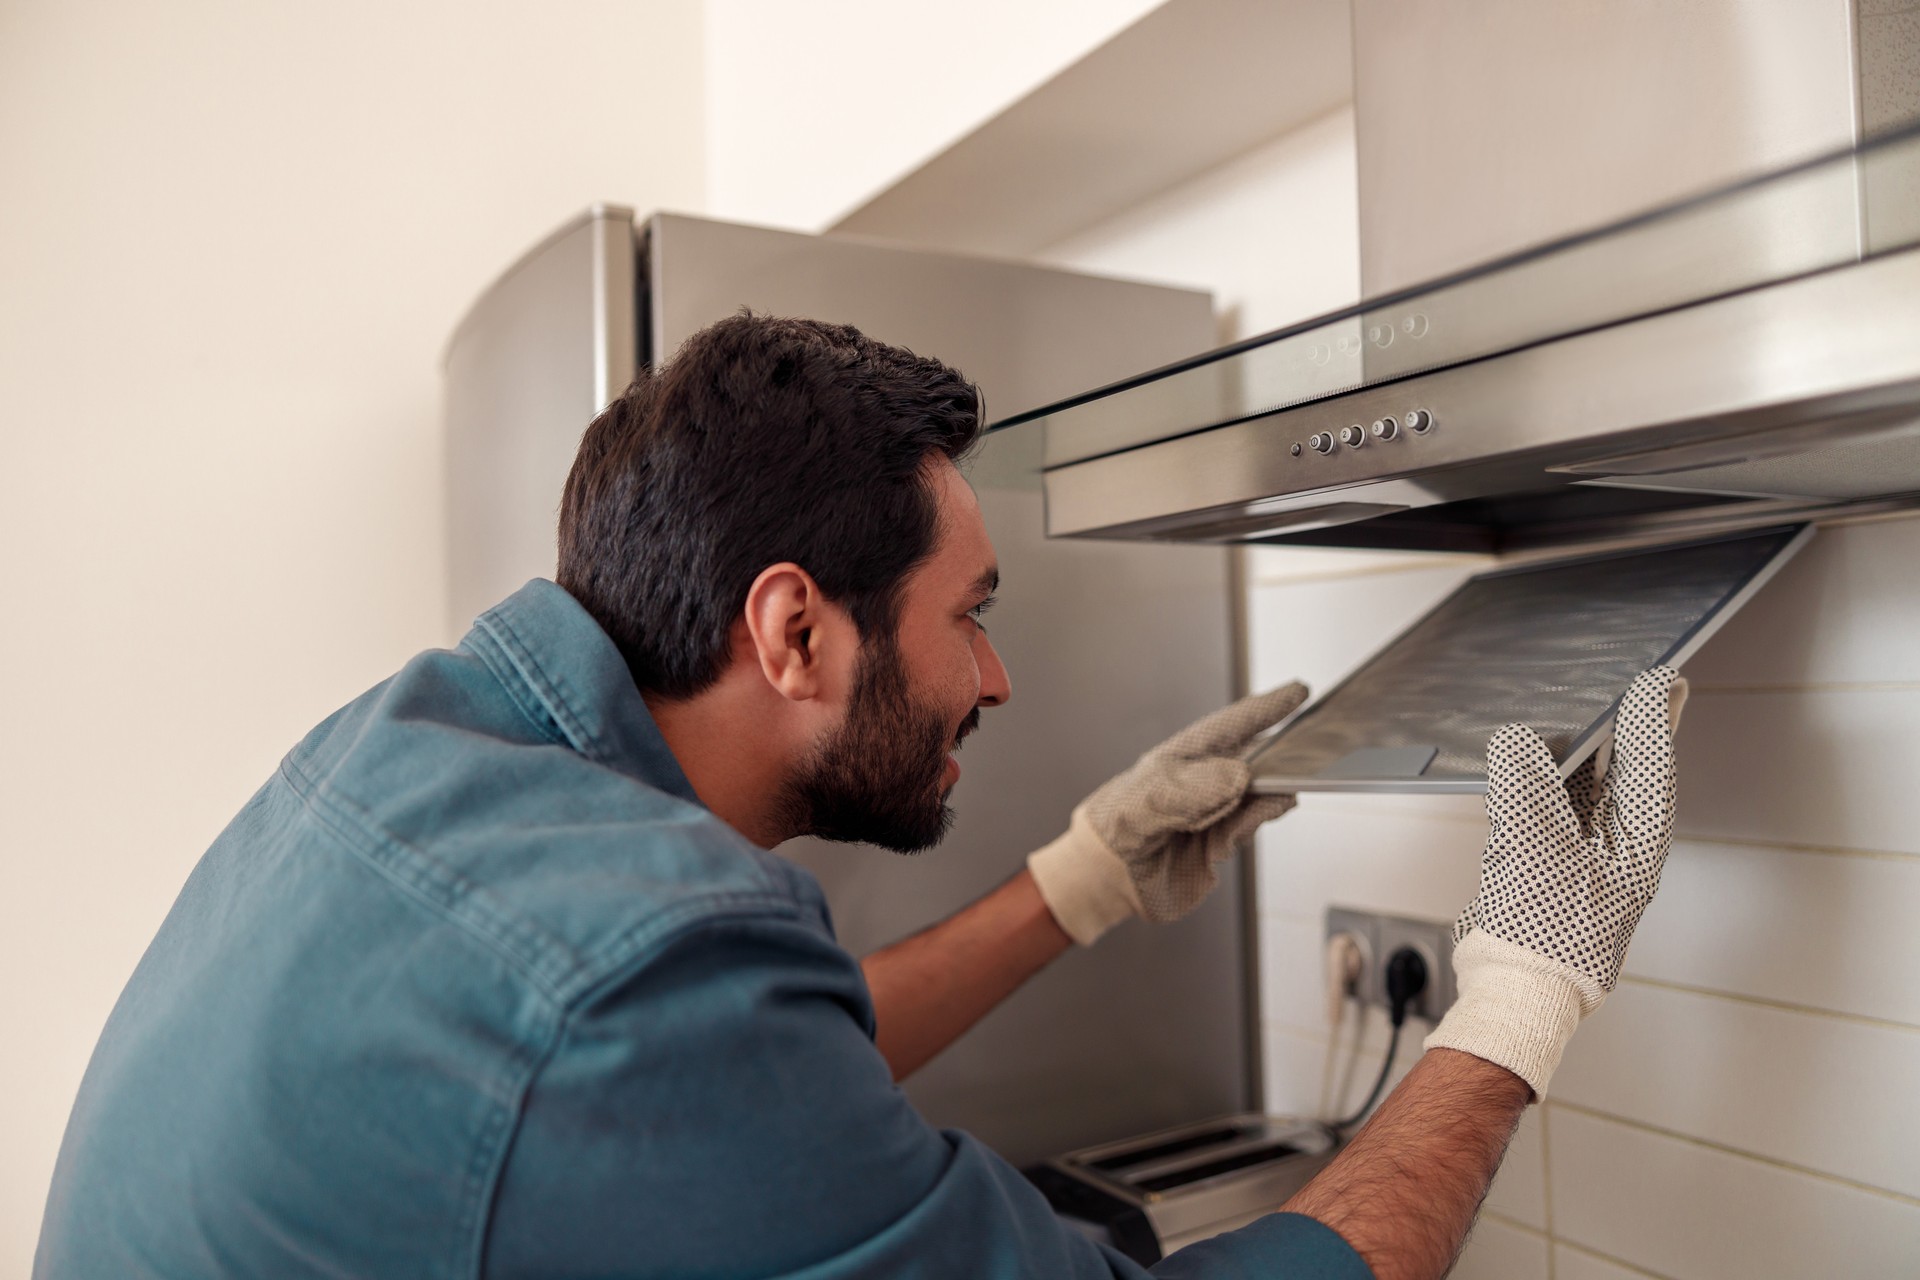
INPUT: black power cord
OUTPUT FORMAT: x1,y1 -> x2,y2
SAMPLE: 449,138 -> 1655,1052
1333,947 -> 1429,1133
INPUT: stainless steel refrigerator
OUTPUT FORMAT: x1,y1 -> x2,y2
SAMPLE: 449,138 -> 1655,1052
443,209 -> 1252,1165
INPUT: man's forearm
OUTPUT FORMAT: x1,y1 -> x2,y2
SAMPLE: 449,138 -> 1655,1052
1282,1048 -> 1531,1280
860,868 -> 1072,1082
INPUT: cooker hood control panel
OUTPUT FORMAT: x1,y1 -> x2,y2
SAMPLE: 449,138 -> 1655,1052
1299,409 -> 1434,460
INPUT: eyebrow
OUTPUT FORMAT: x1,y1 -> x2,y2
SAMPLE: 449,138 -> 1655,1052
967,567 -> 1000,601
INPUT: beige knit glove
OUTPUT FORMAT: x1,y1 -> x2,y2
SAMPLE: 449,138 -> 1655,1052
1027,684 -> 1309,946
1426,666 -> 1690,1099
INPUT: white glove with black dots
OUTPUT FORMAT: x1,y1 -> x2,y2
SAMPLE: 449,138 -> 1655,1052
1028,684 -> 1309,947
1425,666 -> 1690,1099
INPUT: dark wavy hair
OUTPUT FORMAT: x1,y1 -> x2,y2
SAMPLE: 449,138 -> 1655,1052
557,312 -> 984,699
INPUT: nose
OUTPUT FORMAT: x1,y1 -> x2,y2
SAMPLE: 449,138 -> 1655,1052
974,627 -> 1011,708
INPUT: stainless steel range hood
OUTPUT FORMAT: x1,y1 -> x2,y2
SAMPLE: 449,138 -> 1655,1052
1013,122 -> 1920,556
1001,124 -> 1920,794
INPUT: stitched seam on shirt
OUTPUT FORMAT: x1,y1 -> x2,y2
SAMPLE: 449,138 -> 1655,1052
473,608 -> 607,766
458,1000 -> 565,1280
279,754 -> 579,1000
558,897 -> 814,1010
554,890 -> 811,1006
461,626 -> 570,751
463,905 -> 816,1275
279,754 -> 810,1012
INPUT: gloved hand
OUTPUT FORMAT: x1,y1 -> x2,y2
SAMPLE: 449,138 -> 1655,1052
1425,666 -> 1690,1099
1027,683 -> 1309,946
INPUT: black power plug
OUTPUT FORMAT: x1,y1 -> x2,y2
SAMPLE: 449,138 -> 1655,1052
1384,947 -> 1430,1028
1335,946 -> 1431,1132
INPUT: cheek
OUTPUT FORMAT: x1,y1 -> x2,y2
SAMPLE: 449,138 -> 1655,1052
936,631 -> 983,712
949,634 -> 982,704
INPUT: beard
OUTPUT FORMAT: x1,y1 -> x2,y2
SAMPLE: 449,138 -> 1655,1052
781,633 -> 977,854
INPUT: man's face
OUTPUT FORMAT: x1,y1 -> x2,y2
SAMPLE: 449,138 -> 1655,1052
785,459 -> 1011,853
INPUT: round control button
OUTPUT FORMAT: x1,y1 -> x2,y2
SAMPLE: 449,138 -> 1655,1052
1372,416 -> 1400,441
1310,432 -> 1335,454
1339,423 -> 1366,448
1291,442 -> 1303,457
1406,408 -> 1435,433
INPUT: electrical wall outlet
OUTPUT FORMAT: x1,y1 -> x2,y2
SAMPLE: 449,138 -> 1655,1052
1324,907 -> 1457,1025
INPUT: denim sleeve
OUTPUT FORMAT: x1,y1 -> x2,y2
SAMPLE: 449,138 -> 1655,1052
482,910 -> 1370,1280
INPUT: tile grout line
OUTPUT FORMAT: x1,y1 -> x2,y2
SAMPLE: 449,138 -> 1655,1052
1260,939 -> 1920,1038
1671,831 -> 1920,863
1688,680 -> 1920,694
1553,1237 -> 1683,1280
1616,972 -> 1920,1035
1476,1208 -> 1547,1239
1550,1100 -> 1920,1209
1272,810 -> 1920,861
1277,794 -> 1920,864
1539,1102 -> 1557,1247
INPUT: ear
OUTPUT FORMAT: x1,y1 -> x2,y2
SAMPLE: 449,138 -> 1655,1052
740,563 -> 841,702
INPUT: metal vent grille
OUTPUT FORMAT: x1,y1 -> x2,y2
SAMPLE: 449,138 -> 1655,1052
1248,526 -> 1808,792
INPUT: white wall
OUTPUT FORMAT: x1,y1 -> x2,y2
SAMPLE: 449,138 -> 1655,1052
1040,106 -> 1920,1280
0,1 -> 705,1271
702,0 -> 1162,231
1042,107 -> 1362,343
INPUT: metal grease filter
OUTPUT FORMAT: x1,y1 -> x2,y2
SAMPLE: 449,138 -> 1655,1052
1248,527 -> 1802,789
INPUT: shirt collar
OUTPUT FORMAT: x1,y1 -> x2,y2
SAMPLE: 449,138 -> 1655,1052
462,579 -> 704,808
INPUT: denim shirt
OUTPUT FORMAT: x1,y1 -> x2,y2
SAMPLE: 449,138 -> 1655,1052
36,580 -> 1369,1280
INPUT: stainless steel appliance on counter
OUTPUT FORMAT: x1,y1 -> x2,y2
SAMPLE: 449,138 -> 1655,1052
1027,1115 -> 1340,1262
1018,122 -> 1920,794
443,211 -> 1259,1174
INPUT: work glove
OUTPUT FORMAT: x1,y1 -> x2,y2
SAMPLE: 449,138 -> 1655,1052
1027,683 -> 1309,946
1425,666 -> 1691,1099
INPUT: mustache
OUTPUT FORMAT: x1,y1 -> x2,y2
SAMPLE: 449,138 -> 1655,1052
952,708 -> 982,749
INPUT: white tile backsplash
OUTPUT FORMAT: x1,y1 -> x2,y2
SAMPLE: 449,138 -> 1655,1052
1553,983 -> 1920,1198
1451,1215 -> 1549,1279
1260,1020 -> 1425,1126
1675,689 -> 1920,855
1553,1243 -> 1673,1280
1246,560 -> 1480,697
1256,798 -> 1486,923
1548,1108 -> 1920,1280
1259,1023 -> 1331,1118
1683,518 -> 1920,688
1627,839 -> 1920,1026
1485,1106 -> 1549,1231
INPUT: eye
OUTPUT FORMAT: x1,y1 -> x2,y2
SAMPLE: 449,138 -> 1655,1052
967,594 -> 997,623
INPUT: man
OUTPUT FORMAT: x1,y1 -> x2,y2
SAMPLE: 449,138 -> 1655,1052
38,315 -> 1687,1279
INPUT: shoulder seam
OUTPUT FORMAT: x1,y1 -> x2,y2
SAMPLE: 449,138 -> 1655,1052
275,754 -> 813,1008
279,753 -> 580,1002
563,892 -> 820,1010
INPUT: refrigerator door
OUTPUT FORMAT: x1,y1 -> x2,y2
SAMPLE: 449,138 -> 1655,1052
443,207 -> 637,636
641,214 -> 1242,1164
